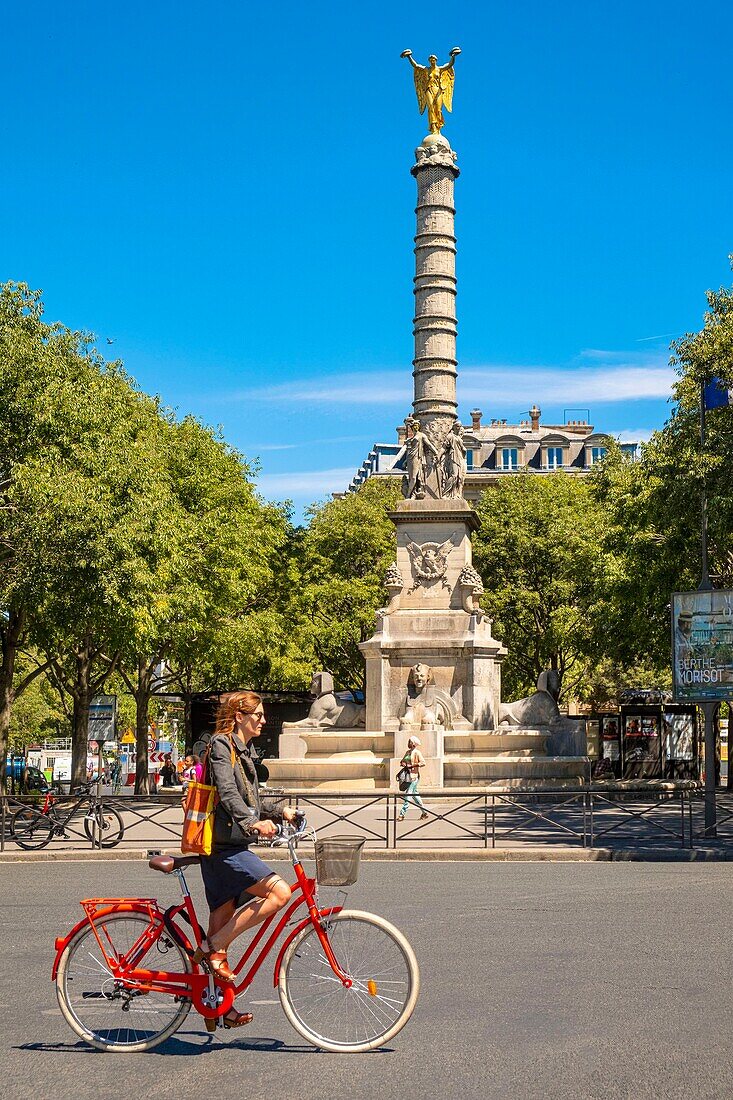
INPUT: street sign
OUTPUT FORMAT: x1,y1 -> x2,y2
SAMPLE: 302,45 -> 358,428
121,731 -> 135,744
88,695 -> 116,742
672,589 -> 733,702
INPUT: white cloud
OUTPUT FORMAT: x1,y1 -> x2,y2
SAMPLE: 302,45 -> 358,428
256,466 -> 356,499
248,434 -> 372,453
459,364 -> 674,404
240,372 -> 411,406
235,352 -> 674,408
613,428 -> 655,443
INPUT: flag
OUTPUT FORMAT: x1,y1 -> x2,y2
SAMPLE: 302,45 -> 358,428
703,377 -> 732,410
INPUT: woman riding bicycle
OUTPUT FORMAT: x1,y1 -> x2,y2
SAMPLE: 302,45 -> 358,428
194,690 -> 296,1029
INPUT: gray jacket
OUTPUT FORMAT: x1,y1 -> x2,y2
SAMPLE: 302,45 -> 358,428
207,732 -> 282,849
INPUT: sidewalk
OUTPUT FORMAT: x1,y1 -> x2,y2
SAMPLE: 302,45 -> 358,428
2,787 -> 731,862
1,844 -> 732,863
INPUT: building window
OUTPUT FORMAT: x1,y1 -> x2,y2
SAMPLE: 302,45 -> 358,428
590,446 -> 607,465
466,449 -> 474,470
501,447 -> 518,470
546,447 -> 564,469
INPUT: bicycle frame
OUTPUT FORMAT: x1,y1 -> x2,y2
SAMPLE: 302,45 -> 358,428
52,845 -> 347,1021
43,790 -> 98,832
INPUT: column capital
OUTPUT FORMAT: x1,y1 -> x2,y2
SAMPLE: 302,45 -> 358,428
412,134 -> 460,178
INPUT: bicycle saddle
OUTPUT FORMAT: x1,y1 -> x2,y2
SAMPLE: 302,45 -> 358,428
148,853 -> 201,873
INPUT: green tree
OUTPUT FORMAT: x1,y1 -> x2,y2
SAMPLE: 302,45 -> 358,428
593,273 -> 733,674
117,415 -> 289,787
473,473 -> 615,702
0,283 -> 125,786
8,655 -> 67,749
288,479 -> 401,689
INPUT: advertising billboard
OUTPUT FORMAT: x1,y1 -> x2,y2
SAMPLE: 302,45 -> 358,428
671,590 -> 733,702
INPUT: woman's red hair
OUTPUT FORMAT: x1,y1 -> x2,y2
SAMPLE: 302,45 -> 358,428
213,690 -> 263,738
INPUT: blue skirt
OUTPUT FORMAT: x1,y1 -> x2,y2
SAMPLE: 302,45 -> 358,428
199,846 -> 276,911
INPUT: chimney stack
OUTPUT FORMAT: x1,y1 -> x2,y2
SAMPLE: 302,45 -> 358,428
529,403 -> 541,431
470,408 -> 482,431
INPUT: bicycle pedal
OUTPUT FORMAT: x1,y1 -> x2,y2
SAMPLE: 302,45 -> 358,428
204,1017 -> 217,1033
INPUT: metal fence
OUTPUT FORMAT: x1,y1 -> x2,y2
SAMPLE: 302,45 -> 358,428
3,781 -> 728,853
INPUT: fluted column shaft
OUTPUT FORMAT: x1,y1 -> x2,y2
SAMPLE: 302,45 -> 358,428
411,136 -> 460,449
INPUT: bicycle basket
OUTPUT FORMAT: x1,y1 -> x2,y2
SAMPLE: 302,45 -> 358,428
314,836 -> 366,886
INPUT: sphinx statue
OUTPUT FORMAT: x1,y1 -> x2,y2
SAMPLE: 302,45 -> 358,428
290,671 -> 366,729
400,663 -> 441,731
499,670 -> 562,727
499,670 -> 585,756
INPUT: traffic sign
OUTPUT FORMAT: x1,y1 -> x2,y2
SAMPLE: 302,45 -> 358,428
121,732 -> 135,744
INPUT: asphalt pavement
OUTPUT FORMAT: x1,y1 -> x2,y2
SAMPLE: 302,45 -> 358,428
1,860 -> 731,1100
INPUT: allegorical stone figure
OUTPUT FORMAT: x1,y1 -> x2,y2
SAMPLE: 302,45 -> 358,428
441,420 -> 467,499
403,416 -> 439,499
400,47 -> 461,134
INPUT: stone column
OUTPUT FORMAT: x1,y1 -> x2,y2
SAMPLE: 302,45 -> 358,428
411,133 -> 460,495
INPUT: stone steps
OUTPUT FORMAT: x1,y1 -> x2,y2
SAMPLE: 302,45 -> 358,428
282,731 -> 394,755
445,731 -> 549,753
266,756 -> 390,790
444,755 -> 587,784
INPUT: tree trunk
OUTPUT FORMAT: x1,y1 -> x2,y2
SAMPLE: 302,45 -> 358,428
134,656 -> 152,795
71,648 -> 92,789
0,608 -> 22,793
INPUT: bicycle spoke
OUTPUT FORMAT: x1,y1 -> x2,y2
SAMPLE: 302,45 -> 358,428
58,913 -> 191,1052
280,911 -> 419,1052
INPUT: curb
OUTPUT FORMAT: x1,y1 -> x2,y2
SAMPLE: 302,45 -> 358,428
1,845 -> 731,864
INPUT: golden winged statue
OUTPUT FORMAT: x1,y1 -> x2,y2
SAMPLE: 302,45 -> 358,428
400,48 -> 461,134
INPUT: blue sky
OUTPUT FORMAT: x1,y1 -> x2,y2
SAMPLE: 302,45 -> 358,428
3,2 -> 732,520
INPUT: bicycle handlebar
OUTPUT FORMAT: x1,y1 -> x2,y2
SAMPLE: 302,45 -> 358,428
254,813 -> 309,847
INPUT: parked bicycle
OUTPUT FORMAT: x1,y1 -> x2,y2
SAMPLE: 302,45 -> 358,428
53,818 -> 420,1053
11,783 -> 124,850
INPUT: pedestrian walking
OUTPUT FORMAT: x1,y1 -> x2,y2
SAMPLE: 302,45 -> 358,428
397,736 -> 429,821
110,754 -> 123,794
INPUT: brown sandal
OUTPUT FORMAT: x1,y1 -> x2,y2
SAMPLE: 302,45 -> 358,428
193,942 -> 235,982
223,1009 -> 253,1029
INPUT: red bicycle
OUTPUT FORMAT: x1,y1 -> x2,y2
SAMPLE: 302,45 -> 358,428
52,819 -> 420,1053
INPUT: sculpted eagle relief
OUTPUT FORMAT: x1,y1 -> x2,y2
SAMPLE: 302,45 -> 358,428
406,535 -> 456,590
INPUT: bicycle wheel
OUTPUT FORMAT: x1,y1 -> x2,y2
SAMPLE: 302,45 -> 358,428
83,806 -> 125,848
57,912 -> 192,1053
11,807 -> 53,850
278,909 -> 420,1053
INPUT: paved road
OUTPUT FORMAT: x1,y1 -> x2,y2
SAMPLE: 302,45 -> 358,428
1,861 -> 731,1100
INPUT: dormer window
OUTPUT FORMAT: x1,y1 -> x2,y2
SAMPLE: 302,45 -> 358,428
590,446 -> 607,465
501,447 -> 519,471
541,438 -> 569,469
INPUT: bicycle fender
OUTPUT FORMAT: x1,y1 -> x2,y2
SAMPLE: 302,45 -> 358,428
51,902 -> 156,980
272,906 -> 342,988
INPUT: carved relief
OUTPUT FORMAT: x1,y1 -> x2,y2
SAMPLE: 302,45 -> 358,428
406,534 -> 456,591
